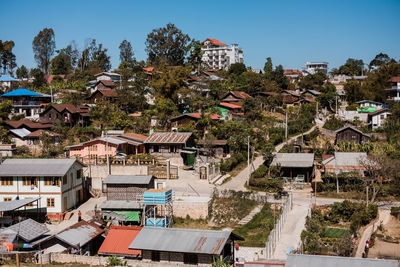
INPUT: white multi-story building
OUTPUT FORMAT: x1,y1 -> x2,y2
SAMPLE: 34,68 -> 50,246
301,62 -> 329,76
0,158 -> 86,221
201,38 -> 244,70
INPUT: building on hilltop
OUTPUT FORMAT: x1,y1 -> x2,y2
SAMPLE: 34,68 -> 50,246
301,62 -> 328,76
201,38 -> 243,70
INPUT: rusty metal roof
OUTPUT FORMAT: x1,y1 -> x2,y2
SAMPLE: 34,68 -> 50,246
55,220 -> 104,248
98,226 -> 142,256
129,227 -> 243,255
144,132 -> 192,144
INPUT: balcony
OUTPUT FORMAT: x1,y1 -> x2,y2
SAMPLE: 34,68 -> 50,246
12,101 -> 42,107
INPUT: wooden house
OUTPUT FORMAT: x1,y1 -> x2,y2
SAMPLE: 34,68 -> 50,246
335,126 -> 370,144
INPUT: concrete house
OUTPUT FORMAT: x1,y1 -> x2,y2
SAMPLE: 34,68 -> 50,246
335,126 -> 370,144
368,108 -> 390,130
0,158 -> 86,221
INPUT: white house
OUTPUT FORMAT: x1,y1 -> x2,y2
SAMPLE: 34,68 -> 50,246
356,100 -> 384,110
201,38 -> 244,70
386,76 -> 400,102
301,62 -> 328,76
368,108 -> 391,130
94,72 -> 121,83
0,158 -> 86,221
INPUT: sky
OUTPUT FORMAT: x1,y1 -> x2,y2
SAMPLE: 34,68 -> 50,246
1,0 -> 400,72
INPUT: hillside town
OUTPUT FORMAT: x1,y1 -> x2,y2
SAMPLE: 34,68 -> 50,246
1,2 -> 400,267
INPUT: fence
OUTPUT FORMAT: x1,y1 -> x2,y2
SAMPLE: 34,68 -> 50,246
148,165 -> 178,179
264,192 -> 293,259
76,155 -> 160,166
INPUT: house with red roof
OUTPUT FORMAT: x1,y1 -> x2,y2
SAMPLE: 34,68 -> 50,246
220,91 -> 252,103
201,38 -> 244,70
40,103 -> 91,126
170,113 -> 222,127
88,88 -> 118,104
98,226 -> 142,258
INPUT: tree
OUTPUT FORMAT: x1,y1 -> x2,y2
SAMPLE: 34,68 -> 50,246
16,65 -> 29,79
299,72 -> 327,90
57,42 -> 79,69
119,39 -> 135,64
187,40 -> 204,73
318,82 -> 339,112
49,53 -> 72,74
154,97 -> 179,129
369,53 -> 391,69
150,66 -> 189,102
30,68 -> 47,88
332,58 -> 364,76
145,23 -> 191,66
90,101 -> 131,129
78,39 -> 111,72
228,62 -> 247,76
0,40 -> 17,75
343,79 -> 362,103
273,65 -> 289,89
32,28 -> 55,74
264,57 -> 273,80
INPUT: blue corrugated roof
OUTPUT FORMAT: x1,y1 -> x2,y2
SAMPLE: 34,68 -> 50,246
0,75 -> 18,82
2,88 -> 43,97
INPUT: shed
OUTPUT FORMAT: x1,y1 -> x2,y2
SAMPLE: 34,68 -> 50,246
144,132 -> 194,157
335,126 -> 370,144
129,227 -> 243,265
270,153 -> 315,183
285,254 -> 397,267
322,152 -> 369,176
98,226 -> 142,258
103,175 -> 155,201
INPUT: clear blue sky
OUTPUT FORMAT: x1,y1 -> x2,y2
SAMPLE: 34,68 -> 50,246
1,0 -> 399,71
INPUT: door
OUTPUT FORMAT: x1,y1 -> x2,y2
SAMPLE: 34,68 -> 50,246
63,196 -> 68,211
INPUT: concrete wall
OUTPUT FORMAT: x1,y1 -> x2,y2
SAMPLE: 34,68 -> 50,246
173,196 -> 210,219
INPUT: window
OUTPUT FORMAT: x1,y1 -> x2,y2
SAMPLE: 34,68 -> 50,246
44,177 -> 60,186
1,177 -> 13,186
22,177 -> 37,186
380,115 -> 385,120
88,145 -> 98,152
63,175 -> 67,185
3,197 -> 12,202
77,170 -> 83,180
47,198 -> 55,208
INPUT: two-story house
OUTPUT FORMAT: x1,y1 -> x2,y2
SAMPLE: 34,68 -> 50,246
0,158 -> 86,221
39,103 -> 90,126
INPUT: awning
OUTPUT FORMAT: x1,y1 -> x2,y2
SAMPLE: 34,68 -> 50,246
0,198 -> 40,212
181,150 -> 196,154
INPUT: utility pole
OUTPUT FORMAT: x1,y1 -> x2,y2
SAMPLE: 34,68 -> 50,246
335,150 -> 339,194
366,185 -> 369,207
335,95 -> 338,116
105,131 -> 110,175
285,110 -> 288,144
247,136 -> 250,183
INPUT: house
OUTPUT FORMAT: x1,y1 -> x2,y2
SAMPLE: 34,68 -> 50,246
270,153 -> 315,183
335,126 -> 370,144
0,218 -> 49,252
301,62 -> 328,76
87,88 -> 118,104
201,38 -> 244,70
40,103 -> 90,126
95,72 -> 121,83
281,90 -> 301,105
0,75 -> 18,89
68,134 -> 146,159
301,89 -> 321,98
284,69 -> 302,82
98,226 -> 142,258
128,227 -> 244,265
220,91 -> 252,104
101,175 -> 155,225
385,76 -> 400,102
285,254 -> 397,267
170,113 -> 222,127
368,108 -> 390,130
322,152 -> 369,176
0,144 -> 15,157
1,88 -> 51,119
5,119 -> 53,133
44,74 -> 67,84
197,139 -> 229,157
41,220 -> 104,255
9,128 -> 60,147
87,80 -> 116,93
144,132 -> 194,157
0,158 -> 86,221
356,100 -> 384,112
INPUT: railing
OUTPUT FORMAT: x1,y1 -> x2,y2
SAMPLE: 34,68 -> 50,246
148,165 -> 178,179
265,193 -> 293,259
76,155 -> 158,166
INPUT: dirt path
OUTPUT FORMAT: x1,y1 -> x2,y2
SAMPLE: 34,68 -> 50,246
355,208 -> 391,257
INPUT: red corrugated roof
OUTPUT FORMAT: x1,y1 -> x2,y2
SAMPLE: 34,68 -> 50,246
219,102 -> 242,109
204,38 -> 228,46
230,91 -> 252,100
143,67 -> 154,72
98,89 -> 118,97
123,133 -> 148,142
44,74 -> 67,84
368,108 -> 390,116
186,113 -> 222,119
98,226 -> 142,256
97,80 -> 115,87
388,76 -> 400,82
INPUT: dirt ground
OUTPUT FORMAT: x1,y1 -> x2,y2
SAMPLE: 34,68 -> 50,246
368,215 -> 400,260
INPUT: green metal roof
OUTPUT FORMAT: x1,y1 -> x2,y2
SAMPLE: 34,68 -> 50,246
109,211 -> 140,222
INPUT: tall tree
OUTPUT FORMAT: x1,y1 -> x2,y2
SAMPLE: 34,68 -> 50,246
187,40 -> 204,73
369,53 -> 391,69
78,39 -> 111,72
0,40 -> 17,75
145,23 -> 191,66
30,68 -> 46,88
273,65 -> 289,89
32,28 -> 55,74
119,40 -> 135,64
49,53 -> 72,74
16,65 -> 29,79
332,58 -> 364,76
58,42 -> 79,70
264,57 -> 273,80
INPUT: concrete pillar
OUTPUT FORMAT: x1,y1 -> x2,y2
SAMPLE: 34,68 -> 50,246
206,163 -> 210,182
166,159 -> 170,180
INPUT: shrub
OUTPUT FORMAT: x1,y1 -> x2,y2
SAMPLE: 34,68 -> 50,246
346,103 -> 358,111
391,207 -> 400,219
251,164 -> 268,179
265,178 -> 284,193
323,116 -> 345,130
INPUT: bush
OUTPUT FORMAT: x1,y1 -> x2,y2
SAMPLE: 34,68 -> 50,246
265,178 -> 284,193
221,152 -> 246,173
251,164 -> 268,179
346,103 -> 358,111
323,116 -> 345,130
391,207 -> 400,219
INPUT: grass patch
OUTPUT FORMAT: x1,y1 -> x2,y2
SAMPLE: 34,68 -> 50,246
234,203 -> 275,247
173,216 -> 213,230
322,227 -> 350,238
228,160 -> 248,177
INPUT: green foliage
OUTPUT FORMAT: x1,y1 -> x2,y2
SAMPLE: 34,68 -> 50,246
346,103 -> 358,111
107,255 -> 126,266
220,152 -> 246,173
16,65 -> 29,79
228,62 -> 247,76
317,82 -> 339,112
78,39 -> 111,72
187,40 -> 204,72
323,115 -> 345,130
251,164 -> 268,179
299,72 -> 327,90
90,101 -> 132,130
212,258 -> 230,267
264,57 -> 273,79
321,227 -> 350,238
29,68 -> 47,89
119,39 -> 135,65
32,27 -> 55,73
234,203 -> 275,247
154,97 -> 179,129
331,58 -> 364,76
0,40 -> 17,75
390,207 -> 400,219
145,23 -> 191,66
344,79 -> 363,103
49,53 -> 72,74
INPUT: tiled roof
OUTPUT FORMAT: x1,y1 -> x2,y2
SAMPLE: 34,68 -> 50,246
144,132 -> 192,144
5,119 -> 53,129
143,67 -> 154,72
204,38 -> 228,46
24,129 -> 60,138
98,226 -> 142,256
122,133 -> 148,142
171,113 -> 222,122
7,218 -> 49,242
47,103 -> 86,114
388,76 -> 400,82
97,80 -> 115,87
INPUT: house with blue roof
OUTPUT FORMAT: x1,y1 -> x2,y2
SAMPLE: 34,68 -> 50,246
0,75 -> 18,89
1,88 -> 51,119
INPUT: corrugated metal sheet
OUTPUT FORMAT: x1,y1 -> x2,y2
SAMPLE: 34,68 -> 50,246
10,128 -> 31,138
0,229 -> 17,251
129,227 -> 234,255
101,200 -> 141,210
285,254 -> 398,267
0,198 -> 39,212
322,152 -> 368,167
104,175 -> 153,185
55,220 -> 103,248
144,132 -> 192,144
0,158 -> 84,176
271,153 -> 314,168
98,226 -> 142,256
7,218 -> 49,242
